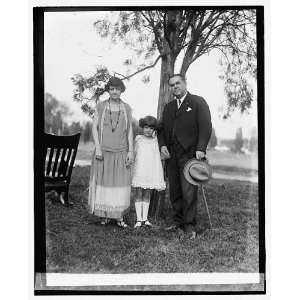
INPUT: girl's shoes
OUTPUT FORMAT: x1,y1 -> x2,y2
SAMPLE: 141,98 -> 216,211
144,220 -> 152,227
117,220 -> 128,228
134,221 -> 142,228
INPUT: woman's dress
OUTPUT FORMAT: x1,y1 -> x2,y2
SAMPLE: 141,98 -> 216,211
88,102 -> 132,219
132,135 -> 166,191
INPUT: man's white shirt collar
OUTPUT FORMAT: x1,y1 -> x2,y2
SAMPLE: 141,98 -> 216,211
177,92 -> 188,108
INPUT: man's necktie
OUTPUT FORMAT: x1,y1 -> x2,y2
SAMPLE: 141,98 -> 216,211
175,96 -> 181,109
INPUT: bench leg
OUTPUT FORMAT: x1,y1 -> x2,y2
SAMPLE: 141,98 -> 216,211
64,186 -> 73,207
64,188 -> 69,205
59,192 -> 65,205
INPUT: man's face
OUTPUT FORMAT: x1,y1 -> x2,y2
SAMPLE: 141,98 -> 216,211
169,76 -> 187,98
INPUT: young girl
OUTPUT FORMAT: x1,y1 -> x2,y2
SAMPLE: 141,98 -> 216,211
132,116 -> 166,228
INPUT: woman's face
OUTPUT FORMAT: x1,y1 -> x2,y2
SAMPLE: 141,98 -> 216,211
108,86 -> 122,100
143,125 -> 155,138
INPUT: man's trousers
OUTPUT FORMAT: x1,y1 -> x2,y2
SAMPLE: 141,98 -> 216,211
167,139 -> 198,233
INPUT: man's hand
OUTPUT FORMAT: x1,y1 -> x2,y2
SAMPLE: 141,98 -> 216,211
161,146 -> 170,160
195,151 -> 206,160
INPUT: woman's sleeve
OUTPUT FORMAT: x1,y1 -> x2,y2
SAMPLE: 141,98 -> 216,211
127,104 -> 133,125
125,103 -> 134,152
92,107 -> 99,147
94,102 -> 103,122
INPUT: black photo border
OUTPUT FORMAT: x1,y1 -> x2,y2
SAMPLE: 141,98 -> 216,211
33,5 -> 265,295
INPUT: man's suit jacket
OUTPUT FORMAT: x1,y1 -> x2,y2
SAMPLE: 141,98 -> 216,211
158,92 -> 212,153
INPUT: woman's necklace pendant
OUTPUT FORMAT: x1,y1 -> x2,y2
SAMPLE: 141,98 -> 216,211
108,99 -> 120,133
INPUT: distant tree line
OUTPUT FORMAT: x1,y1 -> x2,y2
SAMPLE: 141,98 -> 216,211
45,93 -> 93,143
220,127 -> 258,153
45,93 -> 71,135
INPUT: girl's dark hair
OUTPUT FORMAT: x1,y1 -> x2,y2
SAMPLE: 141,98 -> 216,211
139,115 -> 158,130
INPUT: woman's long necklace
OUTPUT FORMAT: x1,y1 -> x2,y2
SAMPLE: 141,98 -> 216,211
108,99 -> 121,132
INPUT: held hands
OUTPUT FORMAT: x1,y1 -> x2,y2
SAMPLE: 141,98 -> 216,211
196,151 -> 206,160
125,151 -> 134,167
96,148 -> 134,166
161,146 -> 171,160
95,147 -> 103,161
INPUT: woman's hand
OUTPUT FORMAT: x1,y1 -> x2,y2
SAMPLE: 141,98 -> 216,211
125,151 -> 134,167
95,147 -> 103,161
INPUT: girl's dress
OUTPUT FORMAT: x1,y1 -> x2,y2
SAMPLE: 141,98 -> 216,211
88,100 -> 132,219
132,135 -> 166,191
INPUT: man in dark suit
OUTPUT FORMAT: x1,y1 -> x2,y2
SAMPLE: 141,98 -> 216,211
158,74 -> 212,239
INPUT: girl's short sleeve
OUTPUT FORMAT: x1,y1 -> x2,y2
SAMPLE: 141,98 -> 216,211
135,134 -> 140,141
134,135 -> 142,152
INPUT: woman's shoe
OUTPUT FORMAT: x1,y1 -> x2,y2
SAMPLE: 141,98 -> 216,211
117,220 -> 128,228
144,220 -> 152,227
134,221 -> 142,228
100,218 -> 108,225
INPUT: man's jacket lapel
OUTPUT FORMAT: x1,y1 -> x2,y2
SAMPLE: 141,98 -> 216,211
170,99 -> 178,119
175,93 -> 191,118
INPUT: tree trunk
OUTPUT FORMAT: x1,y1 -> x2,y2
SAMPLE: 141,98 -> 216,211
180,60 -> 190,77
157,54 -> 175,121
149,54 -> 175,219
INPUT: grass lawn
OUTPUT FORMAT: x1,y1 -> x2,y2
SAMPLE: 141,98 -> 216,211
45,166 -> 259,275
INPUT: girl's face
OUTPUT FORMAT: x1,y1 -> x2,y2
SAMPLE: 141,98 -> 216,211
108,86 -> 122,100
143,125 -> 155,138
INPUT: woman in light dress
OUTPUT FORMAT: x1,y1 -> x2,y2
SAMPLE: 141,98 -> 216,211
88,77 -> 134,228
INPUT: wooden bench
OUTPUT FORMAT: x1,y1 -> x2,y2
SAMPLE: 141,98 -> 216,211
43,132 -> 80,206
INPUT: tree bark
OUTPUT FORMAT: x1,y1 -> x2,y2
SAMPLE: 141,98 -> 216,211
156,54 -> 175,121
180,59 -> 191,77
149,52 -> 175,219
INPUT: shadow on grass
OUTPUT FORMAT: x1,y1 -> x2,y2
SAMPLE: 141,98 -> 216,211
45,166 -> 259,275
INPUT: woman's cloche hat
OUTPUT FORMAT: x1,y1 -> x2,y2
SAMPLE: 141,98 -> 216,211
183,158 -> 212,186
105,76 -> 126,93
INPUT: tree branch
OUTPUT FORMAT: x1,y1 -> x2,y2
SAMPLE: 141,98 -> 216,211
191,11 -> 244,61
114,54 -> 163,80
181,11 -> 223,71
141,11 -> 163,53
213,46 -> 231,64
178,11 -> 195,48
197,10 -> 218,35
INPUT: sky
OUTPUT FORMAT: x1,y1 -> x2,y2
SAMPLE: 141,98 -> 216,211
44,11 -> 258,139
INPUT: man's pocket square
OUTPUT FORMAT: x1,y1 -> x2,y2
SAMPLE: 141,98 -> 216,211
186,107 -> 192,112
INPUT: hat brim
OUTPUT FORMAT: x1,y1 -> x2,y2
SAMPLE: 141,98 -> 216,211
183,158 -> 212,186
